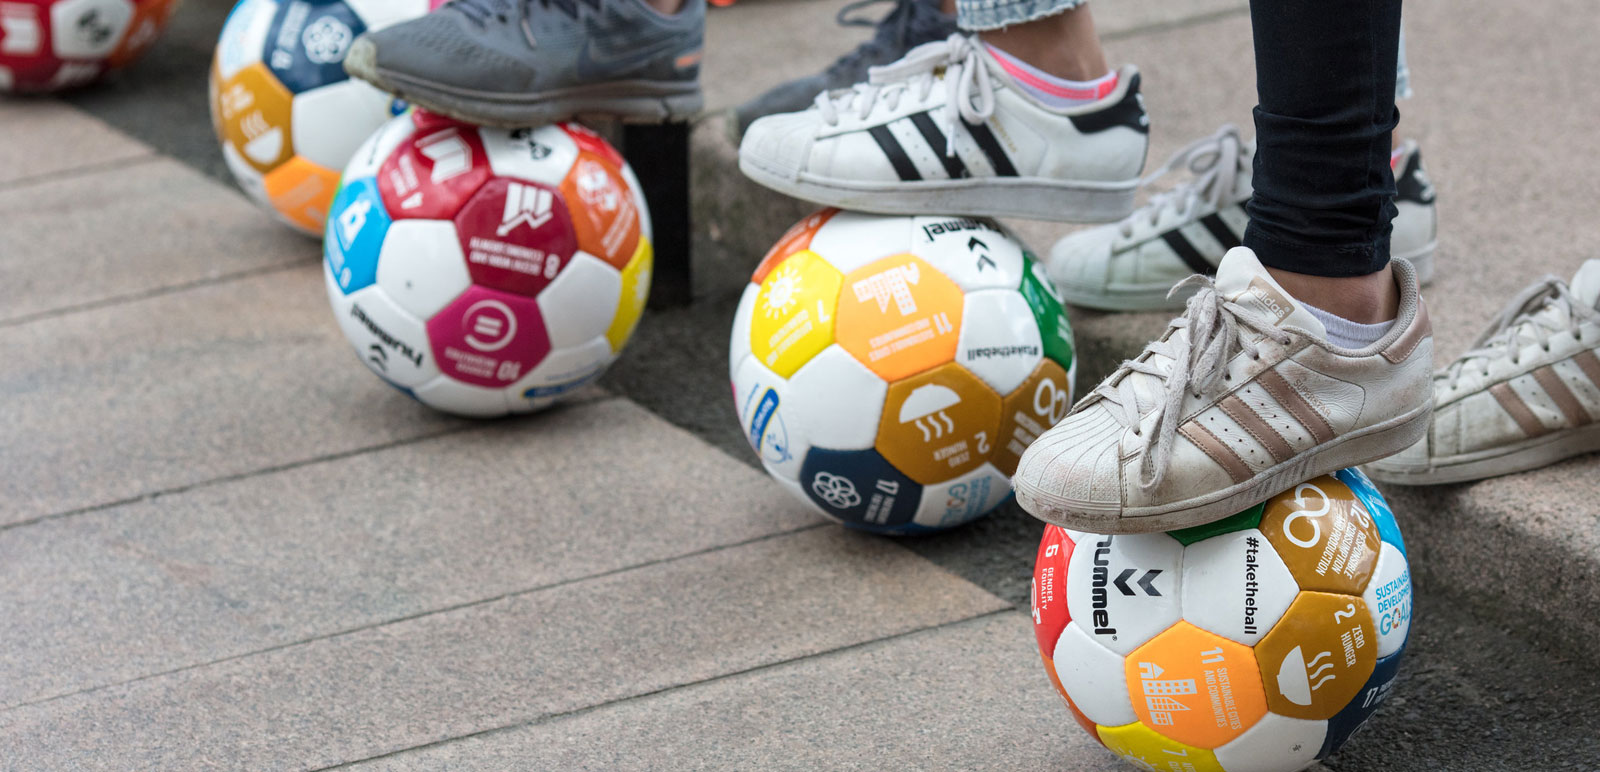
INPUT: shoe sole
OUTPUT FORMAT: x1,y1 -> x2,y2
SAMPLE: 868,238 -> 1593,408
739,153 -> 1138,224
1016,400 -> 1433,533
1056,241 -> 1440,313
346,45 -> 703,128
1366,422 -> 1600,486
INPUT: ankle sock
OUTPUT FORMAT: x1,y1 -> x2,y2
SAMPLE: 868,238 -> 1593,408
1304,303 -> 1396,349
984,43 -> 1116,109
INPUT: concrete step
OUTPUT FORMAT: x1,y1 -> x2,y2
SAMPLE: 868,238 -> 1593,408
685,0 -> 1600,662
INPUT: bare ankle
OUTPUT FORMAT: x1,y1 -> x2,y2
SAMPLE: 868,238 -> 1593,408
977,5 -> 1108,81
1266,265 -> 1399,325
645,0 -> 684,14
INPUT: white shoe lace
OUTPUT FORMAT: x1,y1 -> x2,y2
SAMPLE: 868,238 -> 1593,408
1092,274 -> 1292,490
1116,124 -> 1249,240
815,33 -> 994,157
1442,275 -> 1600,389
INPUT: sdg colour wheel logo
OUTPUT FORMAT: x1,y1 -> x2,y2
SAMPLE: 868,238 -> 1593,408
1030,469 -> 1412,772
729,210 -> 1077,534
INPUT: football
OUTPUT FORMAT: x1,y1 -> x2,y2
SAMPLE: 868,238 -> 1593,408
208,0 -> 441,235
323,111 -> 652,417
0,0 -> 180,93
1031,468 -> 1412,771
730,210 -> 1076,534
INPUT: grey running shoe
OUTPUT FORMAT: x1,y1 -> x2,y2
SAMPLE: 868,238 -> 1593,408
344,0 -> 705,128
730,0 -> 955,140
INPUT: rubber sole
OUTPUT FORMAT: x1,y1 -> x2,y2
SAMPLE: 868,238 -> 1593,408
1016,400 -> 1434,534
1366,423 -> 1600,486
739,153 -> 1138,224
345,44 -> 703,128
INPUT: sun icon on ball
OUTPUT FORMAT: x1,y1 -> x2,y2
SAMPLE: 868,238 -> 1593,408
763,265 -> 803,318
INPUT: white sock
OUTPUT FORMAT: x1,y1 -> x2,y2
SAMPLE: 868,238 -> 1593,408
984,43 -> 1117,109
1304,303 -> 1396,349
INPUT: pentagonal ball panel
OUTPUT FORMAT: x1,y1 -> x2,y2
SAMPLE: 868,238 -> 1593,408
561,150 -> 642,270
482,124 -> 577,186
506,336 -> 613,409
426,286 -> 551,390
263,156 -> 340,234
806,210 -> 913,275
1125,621 -> 1268,749
215,0 -> 274,80
537,251 -> 620,349
1051,616 -> 1135,727
50,0 -> 134,59
375,219 -> 472,321
1254,591 -> 1378,720
748,250 -> 841,379
1214,712 -> 1327,772
1259,475 -> 1381,595
1032,525 -> 1075,656
752,208 -> 838,284
290,78 -> 394,170
911,461 -> 1009,528
605,239 -> 651,353
1181,528 -> 1299,646
324,262 -> 438,389
324,176 -> 390,294
1317,647 -> 1404,759
731,355 -> 808,482
837,254 -> 963,382
1066,532 -> 1183,655
1361,542 -> 1412,658
798,448 -> 921,532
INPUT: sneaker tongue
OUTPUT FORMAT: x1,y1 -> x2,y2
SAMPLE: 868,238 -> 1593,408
1570,259 -> 1600,310
1211,247 -> 1328,339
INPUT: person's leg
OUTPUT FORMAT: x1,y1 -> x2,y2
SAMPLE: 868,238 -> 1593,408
1246,0 -> 1403,323
973,3 -> 1107,81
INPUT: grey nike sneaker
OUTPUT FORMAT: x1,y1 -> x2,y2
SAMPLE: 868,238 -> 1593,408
343,0 -> 705,128
730,0 -> 956,141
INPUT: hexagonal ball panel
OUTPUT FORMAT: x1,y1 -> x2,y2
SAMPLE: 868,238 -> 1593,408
748,250 -> 841,379
876,362 -> 1000,485
214,0 -> 272,80
1051,622 -> 1136,727
1254,591 -> 1378,720
731,355 -> 807,482
991,358 -> 1072,476
751,209 -> 838,284
506,336 -> 612,410
537,251 -> 620,349
1259,475 -> 1381,595
324,262 -> 438,390
108,0 -> 178,68
1098,722 -> 1225,772
907,215 -> 1024,291
263,156 -> 340,235
1318,647 -> 1404,759
290,78 -> 395,171
1337,467 -> 1406,555
1181,528 -> 1299,646
836,254 -> 964,382
797,448 -> 921,533
453,177 -> 578,297
562,150 -> 642,271
482,123 -> 577,186
50,0 -> 133,59
912,461 -> 1009,529
378,119 -> 491,220
1019,257 -> 1075,371
730,283 -> 758,375
1066,532 -> 1183,655
1125,621 -> 1268,749
375,219 -> 472,321
426,286 -> 550,390
786,344 -> 889,452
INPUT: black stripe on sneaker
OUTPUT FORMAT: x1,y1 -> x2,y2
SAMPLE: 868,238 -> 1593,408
962,120 -> 1018,177
908,112 -> 968,179
1160,229 -> 1214,275
1200,213 -> 1242,251
868,125 -> 921,181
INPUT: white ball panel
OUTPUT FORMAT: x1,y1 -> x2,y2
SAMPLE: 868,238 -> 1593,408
912,462 -> 1010,528
537,251 -> 621,349
1213,713 -> 1327,772
955,289 -> 1044,396
481,124 -> 578,185
729,283 -> 758,377
221,141 -> 272,211
324,261 -> 439,388
1181,529 -> 1299,647
375,219 -> 471,320
506,336 -> 613,407
215,0 -> 277,79
414,376 -> 510,417
1051,623 -> 1137,727
343,113 -> 416,181
1065,533 -> 1183,655
806,211 -> 913,274
50,0 -> 133,59
785,345 -> 887,451
343,0 -> 430,30
1362,542 -> 1412,658
732,356 -> 808,481
908,216 -> 1025,291
291,79 -> 396,171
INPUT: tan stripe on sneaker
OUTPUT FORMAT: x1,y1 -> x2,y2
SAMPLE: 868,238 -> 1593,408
1534,366 -> 1591,426
1179,422 -> 1253,484
1382,299 -> 1431,363
1219,395 -> 1293,463
1573,350 -> 1600,392
1257,369 -> 1335,445
1490,382 -> 1551,437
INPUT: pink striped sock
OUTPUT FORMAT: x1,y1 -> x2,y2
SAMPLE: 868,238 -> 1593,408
984,43 -> 1117,109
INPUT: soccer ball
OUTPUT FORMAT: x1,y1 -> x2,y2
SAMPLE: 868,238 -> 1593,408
729,210 -> 1076,534
0,0 -> 179,93
208,0 -> 441,235
1031,469 -> 1412,771
322,111 -> 652,417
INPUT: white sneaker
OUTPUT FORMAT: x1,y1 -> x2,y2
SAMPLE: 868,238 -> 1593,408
1368,260 -> 1600,485
1014,247 -> 1434,533
737,33 -> 1149,223
1047,126 -> 1439,311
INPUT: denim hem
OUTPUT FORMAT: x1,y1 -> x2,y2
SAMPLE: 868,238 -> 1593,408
956,0 -> 1087,31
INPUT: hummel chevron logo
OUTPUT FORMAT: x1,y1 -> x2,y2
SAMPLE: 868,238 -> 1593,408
1114,568 -> 1162,597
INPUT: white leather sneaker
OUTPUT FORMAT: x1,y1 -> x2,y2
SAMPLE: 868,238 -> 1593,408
737,33 -> 1149,223
1047,126 -> 1439,311
1014,247 -> 1434,532
1369,260 -> 1600,485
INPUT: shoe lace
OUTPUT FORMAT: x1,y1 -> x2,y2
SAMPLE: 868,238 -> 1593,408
1092,274 -> 1292,490
815,33 -> 993,157
1442,275 -> 1600,389
1116,124 -> 1249,240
